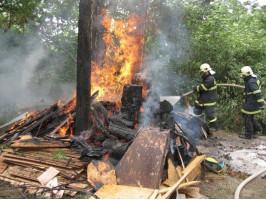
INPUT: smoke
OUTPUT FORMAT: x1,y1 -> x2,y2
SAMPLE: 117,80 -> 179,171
0,31 -> 43,110
139,2 -> 192,128
0,30 -> 75,122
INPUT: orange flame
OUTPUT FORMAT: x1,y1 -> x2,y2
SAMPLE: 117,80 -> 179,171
91,9 -> 145,102
7,111 -> 35,132
58,113 -> 75,137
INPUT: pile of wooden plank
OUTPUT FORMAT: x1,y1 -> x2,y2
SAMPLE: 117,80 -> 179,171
85,127 -> 208,199
0,136 -> 93,197
89,155 -> 207,199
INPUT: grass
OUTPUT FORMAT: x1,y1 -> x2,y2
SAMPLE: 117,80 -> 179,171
0,145 -> 10,150
52,149 -> 69,160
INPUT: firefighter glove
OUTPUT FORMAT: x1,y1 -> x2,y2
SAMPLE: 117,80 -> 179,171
192,86 -> 197,93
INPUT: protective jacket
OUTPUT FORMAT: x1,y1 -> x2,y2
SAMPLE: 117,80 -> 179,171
241,75 -> 264,114
193,74 -> 217,106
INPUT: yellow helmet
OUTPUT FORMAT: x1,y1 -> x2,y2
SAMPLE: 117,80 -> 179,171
240,66 -> 253,76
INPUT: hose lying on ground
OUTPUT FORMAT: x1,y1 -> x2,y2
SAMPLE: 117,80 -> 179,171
234,167 -> 266,199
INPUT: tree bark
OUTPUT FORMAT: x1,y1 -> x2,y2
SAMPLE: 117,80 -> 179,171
75,0 -> 92,135
91,0 -> 105,64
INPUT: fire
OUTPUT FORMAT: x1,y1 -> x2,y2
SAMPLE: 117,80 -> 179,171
91,9 -> 145,102
58,113 -> 75,137
7,112 -> 35,132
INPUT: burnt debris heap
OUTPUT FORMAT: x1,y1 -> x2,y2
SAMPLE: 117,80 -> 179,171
0,84 -> 210,198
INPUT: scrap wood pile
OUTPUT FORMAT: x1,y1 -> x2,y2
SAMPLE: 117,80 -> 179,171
0,144 -> 93,198
88,127 -> 208,199
0,127 -> 208,199
0,84 -> 211,198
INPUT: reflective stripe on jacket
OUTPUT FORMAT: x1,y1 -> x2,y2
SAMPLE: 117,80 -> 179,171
195,74 -> 217,106
241,75 -> 264,114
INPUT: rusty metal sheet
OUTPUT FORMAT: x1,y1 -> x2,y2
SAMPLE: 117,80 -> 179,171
115,127 -> 170,189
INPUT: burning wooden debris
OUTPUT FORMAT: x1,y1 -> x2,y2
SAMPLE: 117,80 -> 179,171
0,84 -> 210,198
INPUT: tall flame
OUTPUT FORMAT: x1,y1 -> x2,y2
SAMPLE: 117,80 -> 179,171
91,9 -> 145,102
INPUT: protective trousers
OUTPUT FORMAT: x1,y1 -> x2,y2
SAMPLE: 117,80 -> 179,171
193,105 -> 218,130
243,113 -> 262,136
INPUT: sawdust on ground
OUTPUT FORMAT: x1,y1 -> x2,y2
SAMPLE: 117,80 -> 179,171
198,130 -> 266,199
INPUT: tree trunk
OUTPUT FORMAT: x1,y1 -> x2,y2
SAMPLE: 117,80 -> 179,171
75,0 -> 92,135
91,0 -> 105,64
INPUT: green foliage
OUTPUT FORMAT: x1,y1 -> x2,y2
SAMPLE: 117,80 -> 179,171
0,145 -> 10,150
52,149 -> 69,160
0,0 -> 41,33
177,0 -> 266,132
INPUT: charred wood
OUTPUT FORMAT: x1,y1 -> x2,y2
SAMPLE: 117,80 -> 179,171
121,84 -> 143,121
71,135 -> 108,162
109,114 -> 134,128
108,122 -> 137,142
99,101 -> 117,115
102,139 -> 129,166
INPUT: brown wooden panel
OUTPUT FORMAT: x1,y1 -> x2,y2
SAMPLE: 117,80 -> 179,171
115,127 -> 170,189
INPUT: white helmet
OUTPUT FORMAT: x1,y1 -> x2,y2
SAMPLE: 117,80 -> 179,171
200,63 -> 215,75
240,66 -> 253,76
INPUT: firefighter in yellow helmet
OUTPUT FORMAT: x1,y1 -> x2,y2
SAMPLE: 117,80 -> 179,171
192,63 -> 218,133
239,66 -> 265,139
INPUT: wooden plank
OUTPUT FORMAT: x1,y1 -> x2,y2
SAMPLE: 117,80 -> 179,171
116,127 -> 170,189
179,187 -> 208,199
179,193 -> 186,199
149,189 -> 159,199
182,155 -> 206,176
1,156 -> 83,179
163,158 -> 179,186
8,166 -> 42,182
176,166 -> 183,179
87,160 -> 117,191
1,152 -> 83,169
92,184 -> 154,199
185,162 -> 202,182
159,155 -> 206,199
11,139 -> 69,148
158,181 -> 201,194
0,158 -> 8,173
37,167 -> 59,186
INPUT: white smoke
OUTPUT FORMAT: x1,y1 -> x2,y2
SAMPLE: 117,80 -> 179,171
0,30 -> 75,121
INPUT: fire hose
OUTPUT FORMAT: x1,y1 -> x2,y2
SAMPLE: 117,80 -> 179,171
182,83 -> 245,98
234,167 -> 266,199
180,83 -> 265,105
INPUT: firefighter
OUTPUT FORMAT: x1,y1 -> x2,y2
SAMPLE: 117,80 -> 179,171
239,66 -> 265,139
192,63 -> 218,132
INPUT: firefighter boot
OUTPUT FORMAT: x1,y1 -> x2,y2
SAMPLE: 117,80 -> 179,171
239,133 -> 252,140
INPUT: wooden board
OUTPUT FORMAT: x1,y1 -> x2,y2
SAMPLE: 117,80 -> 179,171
11,137 -> 69,148
160,155 -> 206,199
0,159 -> 8,173
186,164 -> 202,182
87,160 -> 117,191
91,184 -> 154,199
37,167 -> 59,186
179,187 -> 208,199
163,158 -> 179,186
116,127 -> 170,189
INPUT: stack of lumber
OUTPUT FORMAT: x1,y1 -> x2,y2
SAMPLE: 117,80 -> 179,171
0,137 -> 93,197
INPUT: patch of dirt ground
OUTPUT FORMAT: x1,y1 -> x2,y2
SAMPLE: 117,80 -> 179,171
197,130 -> 266,199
